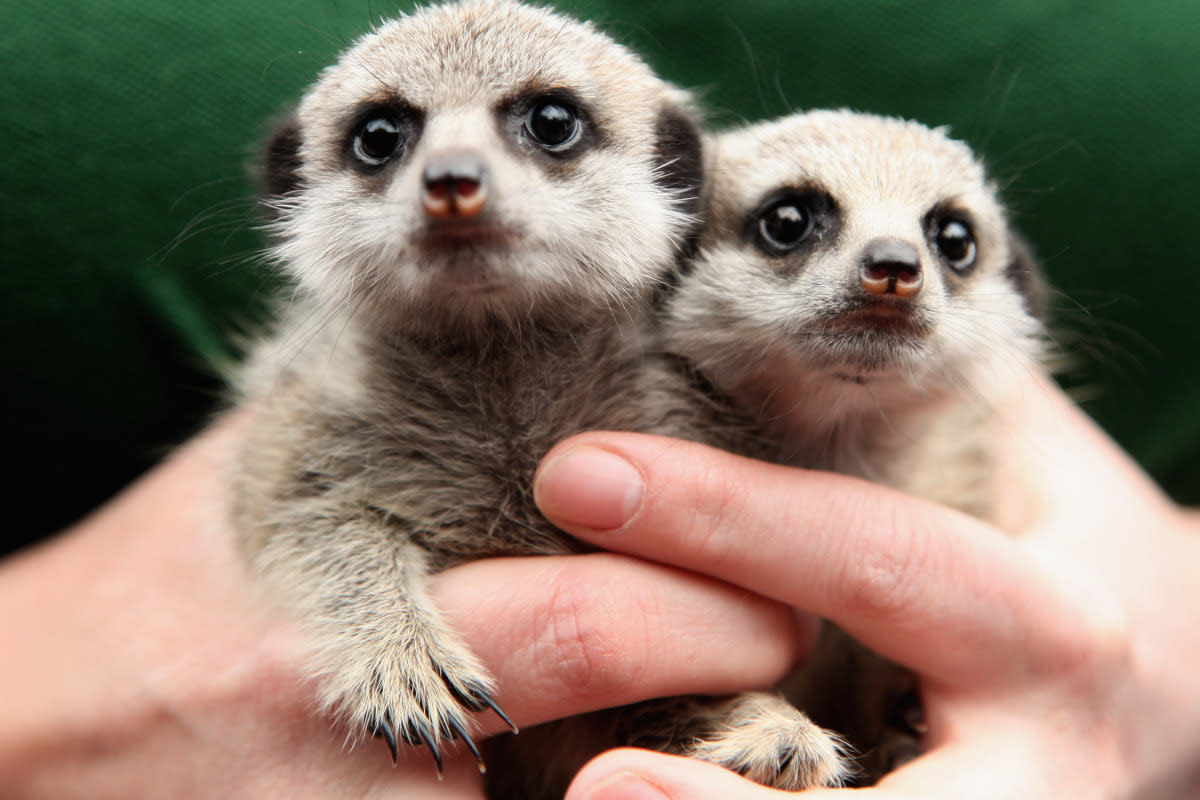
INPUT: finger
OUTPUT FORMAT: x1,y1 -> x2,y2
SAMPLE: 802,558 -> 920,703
565,747 -> 924,800
566,749 -> 788,800
431,553 -> 810,734
533,435 -> 1062,687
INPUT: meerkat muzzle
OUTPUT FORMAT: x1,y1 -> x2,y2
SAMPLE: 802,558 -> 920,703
422,150 -> 489,219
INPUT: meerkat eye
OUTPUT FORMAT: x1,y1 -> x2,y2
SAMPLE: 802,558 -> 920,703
524,100 -> 581,151
352,116 -> 405,166
935,218 -> 977,273
757,199 -> 815,254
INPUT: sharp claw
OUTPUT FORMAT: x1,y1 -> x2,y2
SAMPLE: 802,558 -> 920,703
448,716 -> 486,774
484,696 -> 519,735
443,675 -> 489,712
371,716 -> 399,765
417,725 -> 444,780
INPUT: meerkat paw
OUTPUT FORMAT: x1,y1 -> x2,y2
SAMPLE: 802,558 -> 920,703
321,629 -> 517,774
685,692 -> 853,790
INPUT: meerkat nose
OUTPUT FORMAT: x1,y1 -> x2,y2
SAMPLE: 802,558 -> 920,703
422,150 -> 489,219
860,237 -> 923,299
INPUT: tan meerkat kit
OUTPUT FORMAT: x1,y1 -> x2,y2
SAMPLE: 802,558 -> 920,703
232,1 -> 852,797
663,108 -> 1047,780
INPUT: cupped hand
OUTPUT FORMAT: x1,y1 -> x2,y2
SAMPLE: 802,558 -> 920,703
533,374 -> 1200,799
0,412 -> 806,800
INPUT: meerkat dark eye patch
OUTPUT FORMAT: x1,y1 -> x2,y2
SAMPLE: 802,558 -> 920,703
356,117 -> 404,164
931,215 -> 977,274
749,190 -> 833,257
502,89 -> 595,161
760,203 -> 812,250
343,101 -> 422,173
525,101 -> 580,150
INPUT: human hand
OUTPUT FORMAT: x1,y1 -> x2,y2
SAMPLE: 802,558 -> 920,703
0,413 -> 806,800
533,373 -> 1200,799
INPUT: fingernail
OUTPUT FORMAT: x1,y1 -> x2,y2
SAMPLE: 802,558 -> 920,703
535,446 -> 644,531
581,772 -> 671,800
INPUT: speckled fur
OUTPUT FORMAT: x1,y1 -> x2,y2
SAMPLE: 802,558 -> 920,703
664,110 -> 1048,782
230,2 -> 843,796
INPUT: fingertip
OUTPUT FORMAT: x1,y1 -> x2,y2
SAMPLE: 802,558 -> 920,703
566,749 -> 786,800
535,444 -> 646,532
564,750 -> 689,800
572,771 -> 673,800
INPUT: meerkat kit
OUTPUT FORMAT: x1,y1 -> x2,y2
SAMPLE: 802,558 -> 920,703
662,109 -> 1045,776
234,0 -> 846,795
229,0 -> 1046,795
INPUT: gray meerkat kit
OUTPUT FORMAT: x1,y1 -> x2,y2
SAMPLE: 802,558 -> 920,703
663,109 -> 1047,780
232,0 -> 848,794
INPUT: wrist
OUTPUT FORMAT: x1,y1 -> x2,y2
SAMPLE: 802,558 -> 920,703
0,414 -> 298,795
0,527 -> 160,790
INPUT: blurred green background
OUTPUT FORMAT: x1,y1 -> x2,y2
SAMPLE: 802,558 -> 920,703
2,0 -> 1198,553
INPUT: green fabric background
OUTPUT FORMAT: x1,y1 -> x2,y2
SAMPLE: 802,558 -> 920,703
2,0 -> 1198,553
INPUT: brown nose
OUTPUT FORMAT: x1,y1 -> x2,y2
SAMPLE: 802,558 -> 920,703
860,238 -> 923,299
422,151 -> 488,219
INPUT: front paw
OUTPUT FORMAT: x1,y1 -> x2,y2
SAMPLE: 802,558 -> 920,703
326,638 -> 516,774
686,692 -> 853,790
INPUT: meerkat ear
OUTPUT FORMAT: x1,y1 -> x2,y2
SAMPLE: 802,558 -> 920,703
258,113 -> 303,215
652,93 -> 705,250
1005,232 -> 1047,320
649,100 -> 704,307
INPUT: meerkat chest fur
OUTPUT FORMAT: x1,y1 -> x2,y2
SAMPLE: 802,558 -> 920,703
242,304 -> 701,570
717,347 -> 963,480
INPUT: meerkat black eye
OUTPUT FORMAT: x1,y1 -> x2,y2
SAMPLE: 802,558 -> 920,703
757,199 -> 815,254
524,100 -> 581,151
935,218 -> 977,273
353,116 -> 405,166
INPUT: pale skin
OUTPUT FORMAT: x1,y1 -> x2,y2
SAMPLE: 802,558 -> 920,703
532,372 -> 1200,799
0,412 -> 805,799
3,375 -> 1198,799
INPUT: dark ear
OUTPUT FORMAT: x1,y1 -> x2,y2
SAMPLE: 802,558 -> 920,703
258,114 -> 303,215
652,102 -> 705,257
1005,232 -> 1047,320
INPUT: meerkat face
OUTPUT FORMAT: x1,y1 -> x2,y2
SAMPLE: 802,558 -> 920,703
667,110 -> 1043,409
263,0 -> 701,334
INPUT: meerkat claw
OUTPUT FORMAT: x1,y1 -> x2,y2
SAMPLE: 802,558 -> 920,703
484,695 -> 518,735
448,716 -> 486,773
371,715 -> 399,765
417,724 -> 445,779
439,673 -> 518,735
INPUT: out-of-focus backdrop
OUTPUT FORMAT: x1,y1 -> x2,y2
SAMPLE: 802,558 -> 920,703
3,0 -> 1197,554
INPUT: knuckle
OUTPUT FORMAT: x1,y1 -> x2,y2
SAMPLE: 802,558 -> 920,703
1014,547 -> 1135,689
674,460 -> 752,567
1037,590 -> 1133,690
837,499 -> 930,622
537,563 -> 644,697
